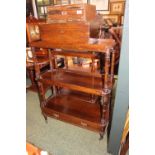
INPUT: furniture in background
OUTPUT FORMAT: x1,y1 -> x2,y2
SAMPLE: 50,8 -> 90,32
26,143 -> 50,155
109,26 -> 122,74
102,14 -> 121,26
26,15 -> 50,93
120,110 -> 129,155
26,48 -> 64,93
26,143 -> 41,155
26,48 -> 50,92
27,4 -> 116,139
91,14 -> 122,75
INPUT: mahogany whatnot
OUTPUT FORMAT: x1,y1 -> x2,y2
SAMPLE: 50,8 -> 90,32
28,4 -> 116,139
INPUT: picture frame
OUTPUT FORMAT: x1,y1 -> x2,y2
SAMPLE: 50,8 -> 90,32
110,1 -> 125,15
26,23 -> 41,43
89,0 -> 109,11
102,14 -> 120,24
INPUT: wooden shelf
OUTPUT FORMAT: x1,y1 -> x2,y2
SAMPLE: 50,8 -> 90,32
42,89 -> 102,132
39,69 -> 110,95
53,50 -> 99,58
30,39 -> 115,53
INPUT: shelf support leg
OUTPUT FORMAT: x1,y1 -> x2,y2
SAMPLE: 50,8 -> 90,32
49,49 -> 58,96
99,49 -> 111,139
38,81 -> 48,123
32,47 -> 48,123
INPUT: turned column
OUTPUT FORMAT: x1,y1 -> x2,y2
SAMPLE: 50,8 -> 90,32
32,47 -> 47,121
31,47 -> 40,80
32,47 -> 45,106
99,48 -> 111,138
27,69 -> 36,86
110,48 -> 115,85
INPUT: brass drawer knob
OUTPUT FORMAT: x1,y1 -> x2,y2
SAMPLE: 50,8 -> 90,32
81,122 -> 87,127
53,113 -> 59,118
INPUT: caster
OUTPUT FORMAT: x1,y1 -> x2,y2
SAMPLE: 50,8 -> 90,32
43,115 -> 48,123
99,132 -> 104,140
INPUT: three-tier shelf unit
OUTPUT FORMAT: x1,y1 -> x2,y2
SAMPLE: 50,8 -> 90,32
27,3 -> 116,139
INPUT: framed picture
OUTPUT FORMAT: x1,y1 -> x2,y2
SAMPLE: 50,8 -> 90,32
110,1 -> 125,14
26,23 -> 41,43
102,14 -> 119,24
90,0 -> 109,11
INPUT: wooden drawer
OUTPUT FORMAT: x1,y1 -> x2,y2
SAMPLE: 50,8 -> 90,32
42,107 -> 102,132
47,4 -> 96,23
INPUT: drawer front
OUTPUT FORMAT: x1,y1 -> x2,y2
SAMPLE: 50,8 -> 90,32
42,107 -> 102,132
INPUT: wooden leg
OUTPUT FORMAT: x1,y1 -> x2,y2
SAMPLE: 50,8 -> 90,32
99,94 -> 110,140
99,131 -> 104,140
37,82 -> 49,123
26,69 -> 38,92
27,69 -> 35,85
43,113 -> 48,123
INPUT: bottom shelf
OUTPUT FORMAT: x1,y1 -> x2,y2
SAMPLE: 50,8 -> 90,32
42,89 -> 103,132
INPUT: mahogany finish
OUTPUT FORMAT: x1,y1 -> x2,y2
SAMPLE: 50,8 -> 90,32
30,38 -> 115,53
29,4 -> 116,139
39,69 -> 113,95
39,22 -> 89,44
52,50 -> 98,59
43,89 -> 102,132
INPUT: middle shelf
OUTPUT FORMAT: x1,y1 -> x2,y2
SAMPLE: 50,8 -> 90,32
39,69 -> 112,95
